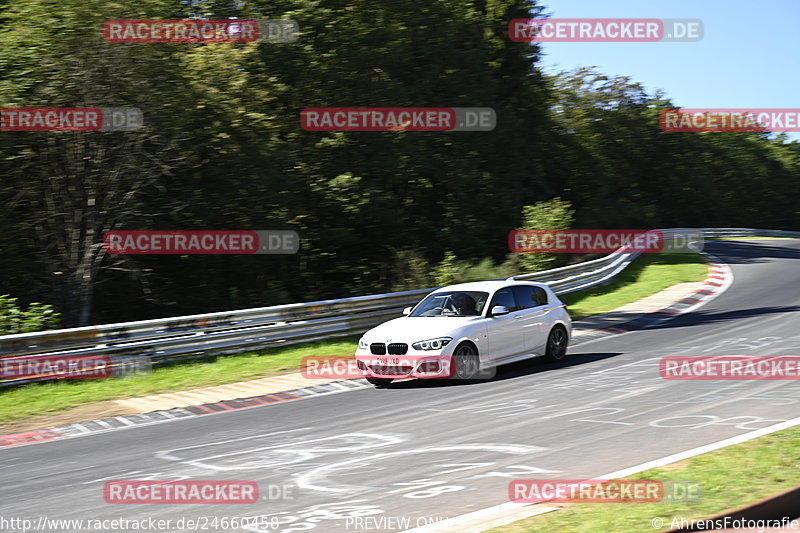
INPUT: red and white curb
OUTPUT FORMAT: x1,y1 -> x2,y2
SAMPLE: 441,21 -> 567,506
574,252 -> 734,343
663,255 -> 734,316
0,380 -> 370,449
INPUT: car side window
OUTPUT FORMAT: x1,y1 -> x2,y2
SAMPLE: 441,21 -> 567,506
489,287 -> 518,313
532,287 -> 549,306
511,286 -> 549,309
511,286 -> 537,310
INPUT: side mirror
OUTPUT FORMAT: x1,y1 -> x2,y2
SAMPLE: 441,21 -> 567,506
490,305 -> 510,317
402,307 -> 412,316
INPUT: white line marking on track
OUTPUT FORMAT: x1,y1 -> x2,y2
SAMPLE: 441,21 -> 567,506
401,416 -> 800,533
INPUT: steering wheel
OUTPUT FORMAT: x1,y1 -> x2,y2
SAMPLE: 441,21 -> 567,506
443,303 -> 461,314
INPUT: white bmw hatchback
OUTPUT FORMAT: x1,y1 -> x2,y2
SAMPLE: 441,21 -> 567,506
354,279 -> 572,387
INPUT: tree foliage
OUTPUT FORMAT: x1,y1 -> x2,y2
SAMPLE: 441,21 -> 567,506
0,295 -> 60,334
517,197 -> 575,272
0,1 -> 798,328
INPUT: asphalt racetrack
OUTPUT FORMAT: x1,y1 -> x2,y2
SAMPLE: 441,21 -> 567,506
3,239 -> 800,532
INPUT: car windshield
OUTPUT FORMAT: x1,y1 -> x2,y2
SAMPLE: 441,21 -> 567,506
409,291 -> 488,317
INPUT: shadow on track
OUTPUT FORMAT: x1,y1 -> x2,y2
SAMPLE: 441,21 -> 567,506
704,240 -> 800,264
380,352 -> 622,389
644,305 -> 800,331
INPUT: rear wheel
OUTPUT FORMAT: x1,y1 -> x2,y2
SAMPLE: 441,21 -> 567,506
451,343 -> 480,380
544,326 -> 568,362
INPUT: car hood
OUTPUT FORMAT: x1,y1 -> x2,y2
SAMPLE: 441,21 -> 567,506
363,316 -> 483,343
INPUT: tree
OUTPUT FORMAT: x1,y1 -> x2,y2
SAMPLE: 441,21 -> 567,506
0,0 -> 198,325
515,197 -> 574,273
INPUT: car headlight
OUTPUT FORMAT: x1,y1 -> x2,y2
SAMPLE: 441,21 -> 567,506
358,337 -> 369,350
412,337 -> 452,351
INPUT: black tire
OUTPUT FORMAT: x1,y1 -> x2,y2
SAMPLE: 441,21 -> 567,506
450,343 -> 481,380
366,377 -> 393,387
544,326 -> 568,362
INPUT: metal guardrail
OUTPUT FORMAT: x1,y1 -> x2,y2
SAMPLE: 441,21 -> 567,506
0,227 -> 795,386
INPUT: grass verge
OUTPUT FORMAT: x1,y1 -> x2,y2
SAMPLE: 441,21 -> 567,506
0,337 -> 360,425
487,424 -> 800,533
0,252 -> 708,425
560,253 -> 707,320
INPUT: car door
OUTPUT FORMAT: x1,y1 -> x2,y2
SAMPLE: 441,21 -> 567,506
512,285 -> 552,355
484,286 -> 526,363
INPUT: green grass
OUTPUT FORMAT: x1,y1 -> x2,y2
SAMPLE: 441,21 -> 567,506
561,253 -> 708,320
0,337 -> 360,425
487,425 -> 800,533
0,253 -> 708,426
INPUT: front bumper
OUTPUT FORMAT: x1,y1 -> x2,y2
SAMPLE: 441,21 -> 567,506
354,353 -> 455,379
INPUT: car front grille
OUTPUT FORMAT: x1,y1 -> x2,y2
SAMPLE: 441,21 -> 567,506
387,343 -> 408,355
370,343 -> 408,355
370,343 -> 386,355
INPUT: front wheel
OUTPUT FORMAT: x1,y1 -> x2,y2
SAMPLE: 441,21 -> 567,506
450,343 -> 481,380
544,326 -> 568,362
366,377 -> 393,387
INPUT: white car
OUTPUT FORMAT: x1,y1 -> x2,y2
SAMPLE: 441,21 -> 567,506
354,279 -> 572,387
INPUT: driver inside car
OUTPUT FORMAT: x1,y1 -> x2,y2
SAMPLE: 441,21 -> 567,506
448,292 -> 478,315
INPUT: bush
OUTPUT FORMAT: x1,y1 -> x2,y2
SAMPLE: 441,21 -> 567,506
392,250 -> 517,291
0,295 -> 61,335
515,197 -> 575,273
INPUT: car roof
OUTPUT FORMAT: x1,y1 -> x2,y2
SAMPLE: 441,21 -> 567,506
431,279 -> 550,293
